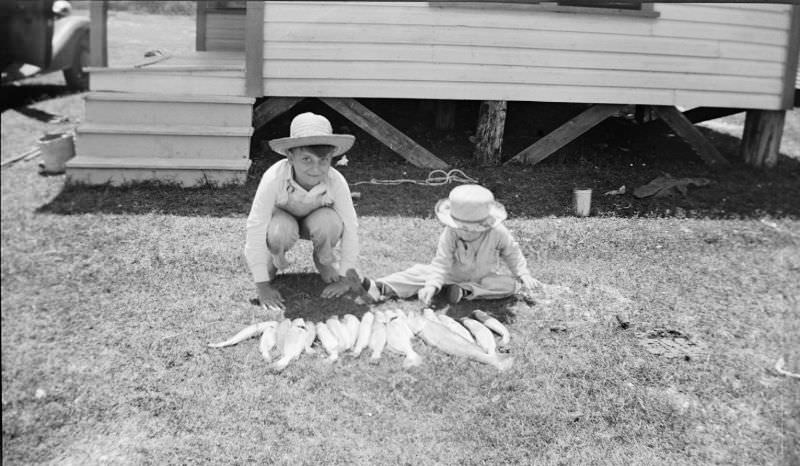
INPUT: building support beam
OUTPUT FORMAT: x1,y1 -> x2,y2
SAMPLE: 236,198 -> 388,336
244,1 -> 264,97
505,104 -> 623,166
320,98 -> 449,169
89,0 -> 108,67
741,110 -> 785,168
473,100 -> 507,166
651,105 -> 729,168
252,97 -> 304,131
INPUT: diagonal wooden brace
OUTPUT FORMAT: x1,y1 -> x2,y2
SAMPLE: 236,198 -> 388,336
252,97 -> 306,131
505,104 -> 625,166
651,105 -> 729,167
320,97 -> 449,170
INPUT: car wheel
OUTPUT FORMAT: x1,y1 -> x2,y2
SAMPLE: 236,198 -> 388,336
63,31 -> 89,91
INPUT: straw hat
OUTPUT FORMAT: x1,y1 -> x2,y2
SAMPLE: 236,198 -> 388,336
268,112 -> 355,157
435,184 -> 507,231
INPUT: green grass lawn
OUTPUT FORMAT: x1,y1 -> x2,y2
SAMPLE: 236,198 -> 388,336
3,9 -> 800,466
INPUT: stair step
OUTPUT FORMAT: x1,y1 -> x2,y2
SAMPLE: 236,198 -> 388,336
76,124 -> 252,160
86,92 -> 254,104
90,71 -> 246,96
78,123 -> 252,137
66,156 -> 251,187
67,156 -> 251,170
85,93 -> 253,127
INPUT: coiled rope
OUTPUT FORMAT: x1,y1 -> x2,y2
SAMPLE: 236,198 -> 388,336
350,169 -> 478,187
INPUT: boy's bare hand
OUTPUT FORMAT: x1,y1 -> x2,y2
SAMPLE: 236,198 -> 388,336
256,281 -> 285,312
418,285 -> 437,306
321,278 -> 351,299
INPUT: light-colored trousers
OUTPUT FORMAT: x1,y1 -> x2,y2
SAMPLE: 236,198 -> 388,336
266,207 -> 342,271
379,263 -> 518,301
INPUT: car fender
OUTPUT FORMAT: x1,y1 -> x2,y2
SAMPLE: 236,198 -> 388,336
48,15 -> 89,72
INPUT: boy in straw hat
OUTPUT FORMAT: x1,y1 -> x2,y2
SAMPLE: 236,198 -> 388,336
245,112 -> 360,313
360,184 -> 542,305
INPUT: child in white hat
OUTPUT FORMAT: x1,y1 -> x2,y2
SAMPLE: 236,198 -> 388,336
244,112 -> 360,312
360,184 -> 542,305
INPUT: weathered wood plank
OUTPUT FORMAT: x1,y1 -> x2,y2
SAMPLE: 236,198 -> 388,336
741,110 -> 785,168
319,98 -> 449,170
89,0 -> 108,67
651,105 -> 729,167
505,104 -> 624,166
252,97 -> 305,131
245,1 -> 264,97
195,1 -> 207,51
473,100 -> 506,166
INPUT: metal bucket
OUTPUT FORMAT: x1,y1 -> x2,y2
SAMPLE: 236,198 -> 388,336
37,132 -> 75,175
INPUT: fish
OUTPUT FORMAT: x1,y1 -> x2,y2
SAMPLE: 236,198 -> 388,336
352,311 -> 374,357
368,311 -> 387,360
436,312 -> 476,344
303,320 -> 317,354
315,322 -> 339,362
274,318 -> 293,355
406,313 -> 513,371
385,312 -> 423,368
472,310 -> 510,345
326,316 -> 350,353
258,322 -> 278,361
342,314 -> 361,351
461,318 -> 497,355
422,308 -> 439,321
272,320 -> 307,371
208,321 -> 275,348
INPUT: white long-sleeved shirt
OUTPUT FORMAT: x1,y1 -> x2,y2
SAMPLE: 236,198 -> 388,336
244,159 -> 359,282
424,224 -> 531,290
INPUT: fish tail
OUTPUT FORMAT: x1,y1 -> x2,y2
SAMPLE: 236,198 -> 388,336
271,357 -> 290,372
403,351 -> 423,368
493,354 -> 515,372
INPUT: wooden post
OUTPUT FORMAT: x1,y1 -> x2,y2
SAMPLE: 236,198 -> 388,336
435,100 -> 456,131
244,1 -> 265,97
89,0 -> 108,67
741,110 -> 785,168
473,100 -> 507,166
195,1 -> 207,52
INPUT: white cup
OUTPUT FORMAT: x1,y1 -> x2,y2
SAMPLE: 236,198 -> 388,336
574,188 -> 592,217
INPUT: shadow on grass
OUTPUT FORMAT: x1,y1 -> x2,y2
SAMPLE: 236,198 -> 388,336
35,112 -> 800,220
270,273 -> 371,322
0,83 -> 80,113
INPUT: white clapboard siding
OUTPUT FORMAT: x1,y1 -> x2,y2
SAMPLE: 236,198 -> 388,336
206,10 -> 245,51
261,2 -> 795,109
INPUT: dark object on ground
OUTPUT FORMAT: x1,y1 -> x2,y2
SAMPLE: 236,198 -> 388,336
636,328 -> 707,360
633,175 -> 711,198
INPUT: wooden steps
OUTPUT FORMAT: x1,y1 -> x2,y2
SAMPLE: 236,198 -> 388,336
67,91 -> 254,187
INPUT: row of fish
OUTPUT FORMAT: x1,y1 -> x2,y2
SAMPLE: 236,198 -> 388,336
208,309 -> 514,372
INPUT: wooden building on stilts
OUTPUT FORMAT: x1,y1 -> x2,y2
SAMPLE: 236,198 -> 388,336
68,1 -> 800,186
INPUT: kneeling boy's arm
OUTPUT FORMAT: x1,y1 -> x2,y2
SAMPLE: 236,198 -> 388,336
244,173 -> 279,282
329,170 -> 359,275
